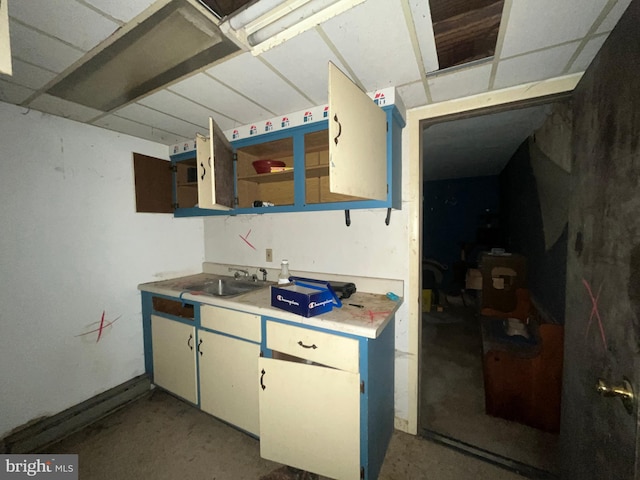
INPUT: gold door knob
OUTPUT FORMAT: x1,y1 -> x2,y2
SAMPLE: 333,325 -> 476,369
596,378 -> 635,414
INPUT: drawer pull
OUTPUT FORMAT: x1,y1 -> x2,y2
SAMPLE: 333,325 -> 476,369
260,369 -> 266,390
187,334 -> 193,350
333,114 -> 342,145
197,339 -> 203,356
298,340 -> 318,350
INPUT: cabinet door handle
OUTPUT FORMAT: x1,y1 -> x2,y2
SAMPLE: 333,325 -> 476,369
197,338 -> 203,356
333,114 -> 342,145
260,369 -> 266,390
200,161 -> 206,181
187,334 -> 193,350
298,340 -> 317,350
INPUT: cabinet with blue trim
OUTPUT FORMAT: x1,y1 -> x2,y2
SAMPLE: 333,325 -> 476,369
142,295 -> 261,436
140,283 -> 396,480
171,62 -> 405,217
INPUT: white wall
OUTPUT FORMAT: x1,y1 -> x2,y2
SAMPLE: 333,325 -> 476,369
203,196 -> 413,428
0,102 -> 205,438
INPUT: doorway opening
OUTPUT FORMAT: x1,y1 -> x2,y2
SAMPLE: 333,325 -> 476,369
419,98 -> 572,478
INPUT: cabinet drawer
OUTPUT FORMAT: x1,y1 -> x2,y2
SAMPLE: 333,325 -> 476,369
266,321 -> 359,373
201,305 -> 261,343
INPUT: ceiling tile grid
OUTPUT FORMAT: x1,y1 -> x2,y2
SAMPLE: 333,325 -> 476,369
206,52 -> 312,115
137,90 -> 217,130
28,94 -> 103,122
499,0 -> 610,58
320,0 -> 422,91
568,34 -> 609,73
0,58 -> 56,90
259,29 -> 346,106
8,0 -> 119,51
407,0 -> 439,74
113,103 -> 209,139
428,62 -> 492,103
92,114 -> 190,145
8,21 -> 84,74
0,78 -> 34,105
82,0 -> 157,24
493,41 -> 582,89
167,72 -> 274,126
597,0 -> 633,33
397,81 -> 428,110
0,0 -> 630,149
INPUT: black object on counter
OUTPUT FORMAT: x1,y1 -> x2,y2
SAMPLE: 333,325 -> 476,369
329,281 -> 356,299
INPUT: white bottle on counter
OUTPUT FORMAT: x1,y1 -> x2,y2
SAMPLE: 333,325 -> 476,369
278,260 -> 290,284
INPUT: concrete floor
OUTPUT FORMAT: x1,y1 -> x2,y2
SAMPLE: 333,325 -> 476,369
421,298 -> 558,474
43,389 -> 526,480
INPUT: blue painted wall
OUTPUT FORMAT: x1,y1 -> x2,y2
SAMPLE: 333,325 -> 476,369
423,175 -> 501,290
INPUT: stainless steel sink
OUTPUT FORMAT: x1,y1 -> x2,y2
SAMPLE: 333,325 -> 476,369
183,276 -> 272,297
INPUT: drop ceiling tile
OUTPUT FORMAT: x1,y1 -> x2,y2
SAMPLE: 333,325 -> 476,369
260,29 -> 344,106
408,0 -> 439,73
206,52 -> 311,115
0,79 -> 35,104
138,90 -> 216,129
494,42 -> 581,89
28,94 -> 103,122
397,81 -> 428,109
9,0 -> 119,52
93,114 -> 190,145
596,0 -> 633,34
168,73 -> 273,125
568,34 -> 609,73
83,0 -> 157,23
113,103 -> 208,139
500,0 -> 609,58
9,21 -> 84,73
320,0 -> 421,91
0,58 -> 56,90
428,62 -> 492,103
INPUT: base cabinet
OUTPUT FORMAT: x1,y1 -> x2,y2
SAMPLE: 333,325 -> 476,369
142,292 -> 395,480
150,315 -> 197,404
259,358 -> 360,480
199,330 -> 260,436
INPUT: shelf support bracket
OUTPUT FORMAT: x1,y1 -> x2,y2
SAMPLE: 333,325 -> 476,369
345,209 -> 351,227
385,208 -> 391,226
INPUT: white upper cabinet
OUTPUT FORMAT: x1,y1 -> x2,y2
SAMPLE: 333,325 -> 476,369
328,62 -> 387,201
196,117 -> 235,210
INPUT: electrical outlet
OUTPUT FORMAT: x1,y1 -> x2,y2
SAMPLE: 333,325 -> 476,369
266,248 -> 273,262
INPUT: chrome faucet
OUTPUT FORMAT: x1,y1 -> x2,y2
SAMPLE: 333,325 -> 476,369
259,268 -> 267,281
229,267 -> 249,279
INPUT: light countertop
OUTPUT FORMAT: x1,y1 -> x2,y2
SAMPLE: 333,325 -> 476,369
139,272 -> 402,339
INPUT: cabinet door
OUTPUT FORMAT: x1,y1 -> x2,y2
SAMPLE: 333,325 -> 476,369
198,330 -> 260,436
328,62 -> 387,201
151,315 -> 197,404
196,117 -> 235,210
259,358 -> 360,480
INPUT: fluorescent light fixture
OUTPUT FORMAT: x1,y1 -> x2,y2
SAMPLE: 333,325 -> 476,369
45,0 -> 239,112
222,0 -> 365,54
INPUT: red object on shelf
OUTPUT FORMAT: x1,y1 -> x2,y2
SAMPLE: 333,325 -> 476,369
252,159 -> 286,174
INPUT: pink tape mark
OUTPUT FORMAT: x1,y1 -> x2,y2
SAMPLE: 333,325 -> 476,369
583,278 -> 607,349
239,229 -> 256,250
75,313 -> 121,341
97,310 -> 106,342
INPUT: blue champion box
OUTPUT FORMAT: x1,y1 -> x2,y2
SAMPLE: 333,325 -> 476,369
271,276 -> 342,317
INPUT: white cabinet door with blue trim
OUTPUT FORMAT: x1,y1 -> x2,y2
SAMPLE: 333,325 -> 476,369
196,117 -> 235,210
151,315 -> 197,404
198,329 -> 261,436
328,62 -> 387,201
258,358 -> 360,479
